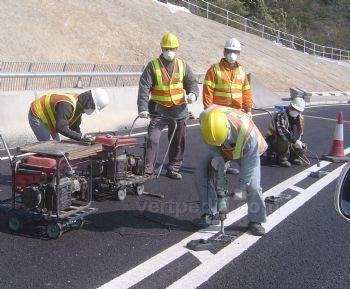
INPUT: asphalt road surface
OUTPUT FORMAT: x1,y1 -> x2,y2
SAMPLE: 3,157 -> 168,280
1,104 -> 350,289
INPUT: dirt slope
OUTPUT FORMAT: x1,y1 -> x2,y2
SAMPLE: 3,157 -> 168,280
0,0 -> 349,92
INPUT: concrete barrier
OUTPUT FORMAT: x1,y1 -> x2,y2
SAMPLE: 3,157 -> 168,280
0,87 -> 205,148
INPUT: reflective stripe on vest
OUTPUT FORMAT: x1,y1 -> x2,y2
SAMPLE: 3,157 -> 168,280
212,64 -> 249,107
217,107 -> 267,160
150,58 -> 185,107
32,93 -> 78,134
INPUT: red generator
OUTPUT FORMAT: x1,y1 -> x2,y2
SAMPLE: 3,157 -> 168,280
2,140 -> 102,239
92,134 -> 151,201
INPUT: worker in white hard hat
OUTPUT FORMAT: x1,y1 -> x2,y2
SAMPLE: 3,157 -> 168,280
137,32 -> 199,180
265,97 -> 306,167
203,38 -> 253,117
28,88 -> 110,142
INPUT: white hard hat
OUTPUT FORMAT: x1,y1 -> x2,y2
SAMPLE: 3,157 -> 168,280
224,38 -> 241,51
290,97 -> 305,112
91,88 -> 110,114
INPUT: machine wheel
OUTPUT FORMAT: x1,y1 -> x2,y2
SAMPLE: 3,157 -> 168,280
8,216 -> 23,233
71,219 -> 84,230
135,184 -> 145,196
46,222 -> 63,239
116,187 -> 127,201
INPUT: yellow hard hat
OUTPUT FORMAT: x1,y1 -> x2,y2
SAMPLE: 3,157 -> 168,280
200,109 -> 230,146
160,33 -> 179,49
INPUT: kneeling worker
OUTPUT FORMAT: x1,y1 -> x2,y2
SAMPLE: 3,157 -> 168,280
265,97 -> 306,167
28,89 -> 110,142
195,105 -> 267,236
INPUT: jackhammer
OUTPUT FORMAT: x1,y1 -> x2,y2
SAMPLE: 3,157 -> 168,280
210,156 -> 229,236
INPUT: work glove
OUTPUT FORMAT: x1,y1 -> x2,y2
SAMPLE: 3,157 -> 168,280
294,139 -> 303,149
81,133 -> 95,142
139,111 -> 150,119
247,111 -> 253,119
186,93 -> 196,104
211,157 -> 230,171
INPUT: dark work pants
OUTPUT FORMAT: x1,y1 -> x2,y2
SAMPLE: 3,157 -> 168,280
145,116 -> 186,173
266,135 -> 305,162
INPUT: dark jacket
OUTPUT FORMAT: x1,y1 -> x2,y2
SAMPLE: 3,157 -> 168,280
137,55 -> 199,119
266,107 -> 304,143
56,90 -> 95,140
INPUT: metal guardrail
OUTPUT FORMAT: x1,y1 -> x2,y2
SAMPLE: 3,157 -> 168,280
0,63 -> 146,91
0,69 -> 206,91
169,0 -> 350,61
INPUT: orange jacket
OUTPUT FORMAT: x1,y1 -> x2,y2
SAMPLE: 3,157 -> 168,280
203,59 -> 252,112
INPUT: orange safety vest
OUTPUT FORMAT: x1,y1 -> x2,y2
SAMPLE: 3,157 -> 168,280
215,106 -> 267,160
205,63 -> 250,108
150,58 -> 186,107
30,92 -> 80,134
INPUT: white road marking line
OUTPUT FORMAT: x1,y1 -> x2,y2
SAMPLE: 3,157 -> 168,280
166,163 -> 346,289
303,115 -> 337,122
96,153 -> 344,289
190,250 -> 214,263
290,185 -> 306,193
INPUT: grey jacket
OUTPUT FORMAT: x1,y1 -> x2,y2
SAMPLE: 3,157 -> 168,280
137,55 -> 199,119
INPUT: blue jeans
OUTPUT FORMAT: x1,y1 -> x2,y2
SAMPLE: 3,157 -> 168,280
28,110 -> 60,141
195,143 -> 266,223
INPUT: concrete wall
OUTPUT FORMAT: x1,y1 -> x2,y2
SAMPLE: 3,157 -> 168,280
0,87 -> 205,148
0,75 -> 290,148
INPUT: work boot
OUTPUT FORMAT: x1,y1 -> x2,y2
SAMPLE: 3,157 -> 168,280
279,160 -> 291,168
165,170 -> 182,180
248,222 -> 266,236
290,158 -> 302,165
193,214 -> 220,228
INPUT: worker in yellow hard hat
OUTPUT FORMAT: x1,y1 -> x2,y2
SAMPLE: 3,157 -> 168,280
194,104 -> 267,235
137,32 -> 199,180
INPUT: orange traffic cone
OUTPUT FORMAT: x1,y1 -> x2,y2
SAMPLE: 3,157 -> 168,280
323,112 -> 349,162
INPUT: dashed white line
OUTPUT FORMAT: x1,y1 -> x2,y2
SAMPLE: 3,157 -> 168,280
166,163 -> 346,289
96,153 -> 341,289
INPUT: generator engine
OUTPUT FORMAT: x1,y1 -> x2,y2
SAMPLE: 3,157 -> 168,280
93,135 -> 145,181
15,155 -> 89,212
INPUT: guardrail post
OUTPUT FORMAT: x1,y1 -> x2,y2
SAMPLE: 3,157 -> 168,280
331,47 -> 334,59
313,43 -> 316,55
261,25 -> 264,38
206,2 -> 209,18
226,10 -> 229,26
25,63 -> 33,90
89,64 -> 96,87
59,63 -> 67,88
340,50 -> 342,61
277,30 -> 280,43
244,18 -> 247,32
303,40 -> 306,53
323,46 -> 325,57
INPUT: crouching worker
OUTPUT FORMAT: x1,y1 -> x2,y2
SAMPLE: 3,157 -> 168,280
195,105 -> 267,236
265,97 -> 306,167
28,89 -> 110,142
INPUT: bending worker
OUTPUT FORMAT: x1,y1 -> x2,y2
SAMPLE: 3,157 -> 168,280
28,89 -> 110,142
265,97 -> 306,167
203,38 -> 253,117
195,105 -> 267,236
137,32 -> 199,180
